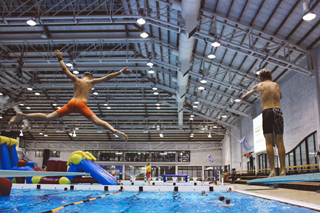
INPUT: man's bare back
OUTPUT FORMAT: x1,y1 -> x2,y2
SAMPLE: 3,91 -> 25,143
255,81 -> 282,111
72,78 -> 93,101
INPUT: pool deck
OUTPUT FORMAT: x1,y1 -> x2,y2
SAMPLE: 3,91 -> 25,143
231,183 -> 320,205
229,183 -> 320,212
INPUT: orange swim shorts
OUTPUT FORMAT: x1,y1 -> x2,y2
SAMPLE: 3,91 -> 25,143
55,99 -> 95,120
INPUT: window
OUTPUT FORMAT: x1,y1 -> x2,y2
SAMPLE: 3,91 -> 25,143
50,151 -> 60,157
301,141 -> 307,165
35,151 -> 43,157
35,150 -> 60,157
307,134 -> 316,164
178,166 -> 201,178
295,146 -> 301,166
85,150 -> 190,162
285,132 -> 318,169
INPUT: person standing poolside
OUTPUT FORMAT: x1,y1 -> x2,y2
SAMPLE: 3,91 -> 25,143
242,68 -> 286,177
146,163 -> 151,186
9,49 -> 132,141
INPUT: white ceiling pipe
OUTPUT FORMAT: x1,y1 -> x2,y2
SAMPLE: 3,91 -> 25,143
177,0 -> 201,126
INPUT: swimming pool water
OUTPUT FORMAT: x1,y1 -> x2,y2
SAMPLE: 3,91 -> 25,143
0,189 -> 316,213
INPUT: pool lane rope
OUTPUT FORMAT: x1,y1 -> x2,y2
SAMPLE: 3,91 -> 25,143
41,190 -> 122,213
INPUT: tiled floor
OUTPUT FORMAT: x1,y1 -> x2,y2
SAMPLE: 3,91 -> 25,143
231,183 -> 320,205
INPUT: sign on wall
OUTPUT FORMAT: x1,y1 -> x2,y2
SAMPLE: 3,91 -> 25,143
253,114 -> 266,153
207,154 -> 215,163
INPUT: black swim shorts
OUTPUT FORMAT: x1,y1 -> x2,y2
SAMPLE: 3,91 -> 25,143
262,108 -> 284,135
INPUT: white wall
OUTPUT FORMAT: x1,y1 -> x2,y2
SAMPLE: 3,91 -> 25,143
190,149 -> 222,167
221,134 -> 230,167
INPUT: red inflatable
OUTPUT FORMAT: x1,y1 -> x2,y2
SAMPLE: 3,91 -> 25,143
0,178 -> 12,196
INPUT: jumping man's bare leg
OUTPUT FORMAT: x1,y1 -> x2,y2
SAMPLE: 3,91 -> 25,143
264,133 -> 276,178
90,115 -> 128,141
9,112 -> 59,125
275,134 -> 286,176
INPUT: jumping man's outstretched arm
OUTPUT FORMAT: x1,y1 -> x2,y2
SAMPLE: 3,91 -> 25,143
54,49 -> 78,82
91,67 -> 132,85
242,84 -> 259,100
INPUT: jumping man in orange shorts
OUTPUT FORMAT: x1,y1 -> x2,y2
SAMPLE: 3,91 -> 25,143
9,49 -> 131,141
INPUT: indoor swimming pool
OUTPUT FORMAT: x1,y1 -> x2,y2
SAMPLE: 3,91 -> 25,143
0,188 -> 316,213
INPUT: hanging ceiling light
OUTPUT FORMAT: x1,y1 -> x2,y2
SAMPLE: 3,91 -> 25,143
0,116 -> 2,119
39,132 -> 43,135
211,40 -> 220,47
159,132 -> 164,137
222,115 -> 228,118
73,70 -> 79,74
198,86 -> 205,90
148,69 -> 155,74
104,103 -> 108,106
153,92 -> 159,95
137,17 -> 146,25
27,87 -> 33,91
66,62 -> 73,67
157,107 -> 161,110
189,117 -> 194,121
40,32 -> 48,39
19,103 -> 24,106
234,98 -> 241,102
26,107 -> 31,109
107,106 -> 111,109
147,61 -> 153,67
156,103 -> 160,106
190,133 -> 194,138
0,93 -> 2,96
213,125 -> 218,128
193,105 -> 198,108
35,92 -> 40,96
72,131 -> 76,137
152,86 -> 157,90
44,134 -> 48,137
140,31 -> 149,38
19,130 -> 23,137
93,92 -> 99,95
208,133 -> 212,138
303,11 -> 316,21
302,1 -> 316,21
26,18 -> 36,26
200,79 -> 207,84
190,114 -> 194,118
52,103 -> 57,106
194,101 -> 200,104
207,52 -> 216,59
256,70 -> 261,75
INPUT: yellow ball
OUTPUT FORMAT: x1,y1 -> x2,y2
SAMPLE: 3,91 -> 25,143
32,176 -> 42,184
59,177 -> 71,185
70,154 -> 83,165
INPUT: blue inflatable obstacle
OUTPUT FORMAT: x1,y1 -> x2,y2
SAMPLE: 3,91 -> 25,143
59,151 -> 118,185
0,136 -> 35,183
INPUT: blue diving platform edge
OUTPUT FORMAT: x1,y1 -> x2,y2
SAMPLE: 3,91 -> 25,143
247,173 -> 320,184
